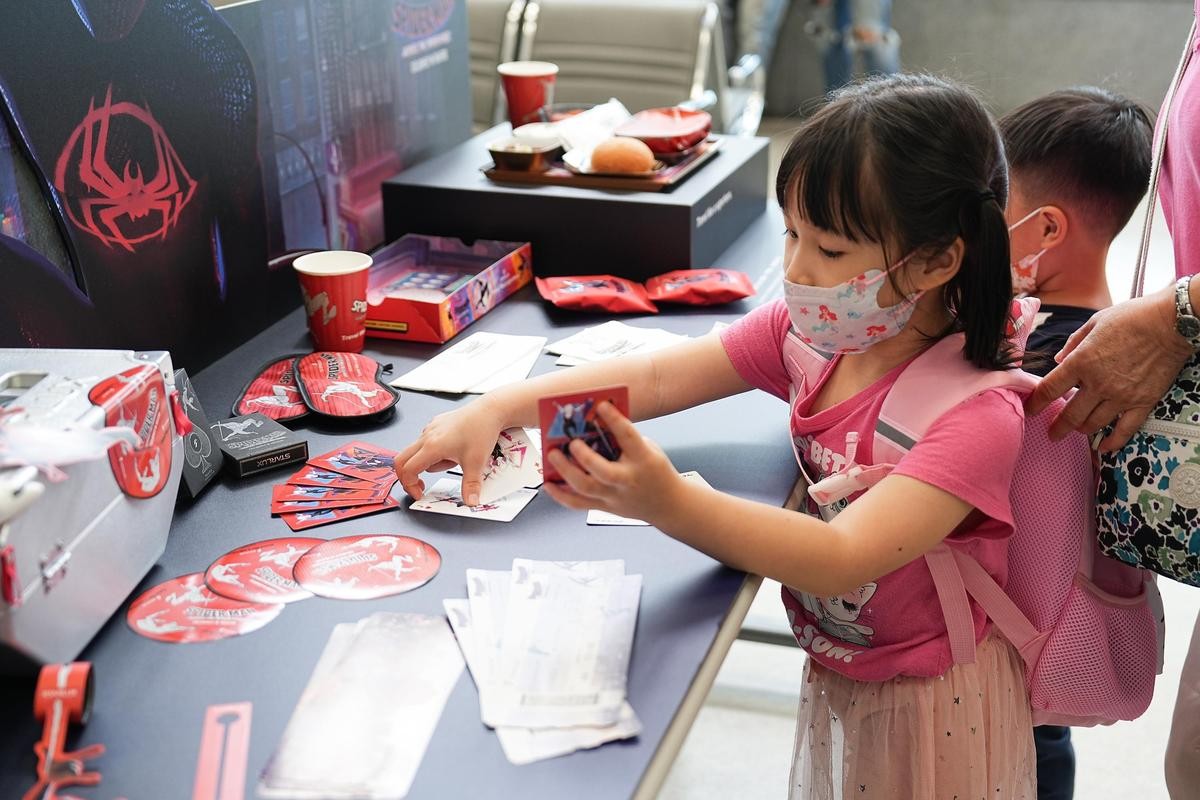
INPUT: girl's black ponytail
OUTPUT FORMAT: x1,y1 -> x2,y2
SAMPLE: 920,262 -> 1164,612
949,190 -> 1018,369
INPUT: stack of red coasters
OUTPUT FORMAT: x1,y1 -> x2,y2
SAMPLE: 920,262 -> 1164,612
272,441 -> 401,531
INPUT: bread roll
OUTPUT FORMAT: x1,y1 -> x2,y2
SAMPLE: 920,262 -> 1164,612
590,137 -> 655,174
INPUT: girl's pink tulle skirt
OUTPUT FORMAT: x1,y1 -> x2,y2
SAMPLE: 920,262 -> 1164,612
789,631 -> 1037,800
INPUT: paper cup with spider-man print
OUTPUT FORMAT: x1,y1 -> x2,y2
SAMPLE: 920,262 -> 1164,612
293,251 -> 372,353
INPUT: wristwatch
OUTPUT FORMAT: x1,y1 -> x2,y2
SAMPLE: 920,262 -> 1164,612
1175,275 -> 1200,350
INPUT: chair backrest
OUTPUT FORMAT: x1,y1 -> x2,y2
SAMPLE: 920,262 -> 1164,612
468,0 -> 525,129
518,0 -> 714,114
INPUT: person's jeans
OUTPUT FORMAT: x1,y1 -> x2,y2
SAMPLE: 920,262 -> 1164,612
1033,725 -> 1075,800
736,0 -> 792,71
811,0 -> 900,93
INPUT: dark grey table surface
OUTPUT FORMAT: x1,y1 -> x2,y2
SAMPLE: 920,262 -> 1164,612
0,205 -> 796,799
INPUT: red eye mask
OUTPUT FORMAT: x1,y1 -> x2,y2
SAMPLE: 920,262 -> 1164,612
294,352 -> 399,419
233,355 -> 310,423
535,275 -> 658,314
644,269 -> 755,305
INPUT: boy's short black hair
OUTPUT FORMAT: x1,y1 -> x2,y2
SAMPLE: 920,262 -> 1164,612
999,87 -> 1153,240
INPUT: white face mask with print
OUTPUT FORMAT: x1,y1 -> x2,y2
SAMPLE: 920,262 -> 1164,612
782,253 -> 921,354
1008,207 -> 1047,297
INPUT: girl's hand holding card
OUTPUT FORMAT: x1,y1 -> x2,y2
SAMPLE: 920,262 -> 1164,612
395,401 -> 507,506
542,401 -> 683,526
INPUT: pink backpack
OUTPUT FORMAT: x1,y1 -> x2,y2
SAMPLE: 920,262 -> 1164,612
785,297 -> 1163,726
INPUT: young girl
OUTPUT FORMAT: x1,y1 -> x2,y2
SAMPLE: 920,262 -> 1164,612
396,74 -> 1035,798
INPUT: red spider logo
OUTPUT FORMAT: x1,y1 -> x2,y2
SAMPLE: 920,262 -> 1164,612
53,85 -> 197,253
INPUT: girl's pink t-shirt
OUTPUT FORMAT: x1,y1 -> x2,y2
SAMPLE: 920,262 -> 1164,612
720,300 -> 1024,681
1161,5 -> 1200,279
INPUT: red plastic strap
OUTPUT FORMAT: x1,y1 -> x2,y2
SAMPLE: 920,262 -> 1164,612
169,390 -> 194,437
1,545 -> 19,607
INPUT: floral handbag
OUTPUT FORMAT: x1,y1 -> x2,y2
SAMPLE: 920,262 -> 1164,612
1097,21 -> 1200,586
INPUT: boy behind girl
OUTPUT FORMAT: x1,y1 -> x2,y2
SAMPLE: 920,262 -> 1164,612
999,86 -> 1154,800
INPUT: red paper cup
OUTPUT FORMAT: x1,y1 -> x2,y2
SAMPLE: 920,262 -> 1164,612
498,61 -> 559,128
293,250 -> 372,353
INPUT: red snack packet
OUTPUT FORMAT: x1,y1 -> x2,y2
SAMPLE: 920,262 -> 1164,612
535,275 -> 658,314
644,269 -> 755,305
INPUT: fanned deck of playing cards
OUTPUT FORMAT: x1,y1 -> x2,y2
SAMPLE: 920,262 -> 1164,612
443,559 -> 643,764
274,441 -> 400,531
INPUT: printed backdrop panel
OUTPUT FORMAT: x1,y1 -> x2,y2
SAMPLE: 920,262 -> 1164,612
0,0 -> 470,369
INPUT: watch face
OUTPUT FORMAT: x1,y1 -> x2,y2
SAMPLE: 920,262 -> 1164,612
1178,315 -> 1200,341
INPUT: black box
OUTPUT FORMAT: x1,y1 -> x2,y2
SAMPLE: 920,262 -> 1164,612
381,126 -> 769,280
210,413 -> 308,478
174,369 -> 221,498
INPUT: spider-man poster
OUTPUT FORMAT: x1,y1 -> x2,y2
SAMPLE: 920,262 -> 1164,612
0,0 -> 289,368
0,0 -> 470,370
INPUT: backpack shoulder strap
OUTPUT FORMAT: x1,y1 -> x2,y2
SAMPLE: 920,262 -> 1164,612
874,297 -> 1042,465
807,299 -> 1042,507
781,329 -> 832,401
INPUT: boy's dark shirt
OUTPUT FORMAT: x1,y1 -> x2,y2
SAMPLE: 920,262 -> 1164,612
1025,305 -> 1098,378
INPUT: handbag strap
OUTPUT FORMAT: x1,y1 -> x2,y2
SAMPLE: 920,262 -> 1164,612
1132,19 -> 1197,299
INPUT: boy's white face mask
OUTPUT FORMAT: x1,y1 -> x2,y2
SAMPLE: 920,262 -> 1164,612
1008,207 -> 1047,296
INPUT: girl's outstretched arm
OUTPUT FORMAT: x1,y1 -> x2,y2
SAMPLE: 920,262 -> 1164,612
545,402 -> 981,598
396,334 -> 751,504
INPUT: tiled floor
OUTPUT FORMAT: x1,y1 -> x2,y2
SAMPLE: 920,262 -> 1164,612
657,119 -> 1199,799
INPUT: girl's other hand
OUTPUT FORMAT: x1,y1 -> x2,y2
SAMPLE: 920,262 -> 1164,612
542,402 -> 683,524
394,398 -> 506,505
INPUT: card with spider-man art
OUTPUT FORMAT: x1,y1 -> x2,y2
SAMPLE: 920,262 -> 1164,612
306,441 -> 400,484
294,352 -> 399,419
232,356 -> 309,423
537,386 -> 630,483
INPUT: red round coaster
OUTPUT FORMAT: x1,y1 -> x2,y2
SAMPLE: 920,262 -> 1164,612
292,534 -> 441,600
205,537 -> 323,604
127,573 -> 284,643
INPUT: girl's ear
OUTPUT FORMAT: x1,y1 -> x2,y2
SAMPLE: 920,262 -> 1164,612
1039,206 -> 1069,250
912,237 -> 965,290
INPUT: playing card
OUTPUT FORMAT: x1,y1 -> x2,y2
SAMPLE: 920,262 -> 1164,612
585,470 -> 710,526
537,386 -> 630,483
410,477 -> 536,522
268,484 -> 388,515
286,467 -> 383,490
306,441 -> 399,483
477,428 -> 543,505
279,495 -> 400,531
449,428 -> 543,489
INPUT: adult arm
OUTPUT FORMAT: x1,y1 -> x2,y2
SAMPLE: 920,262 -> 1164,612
1028,281 -> 1195,450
